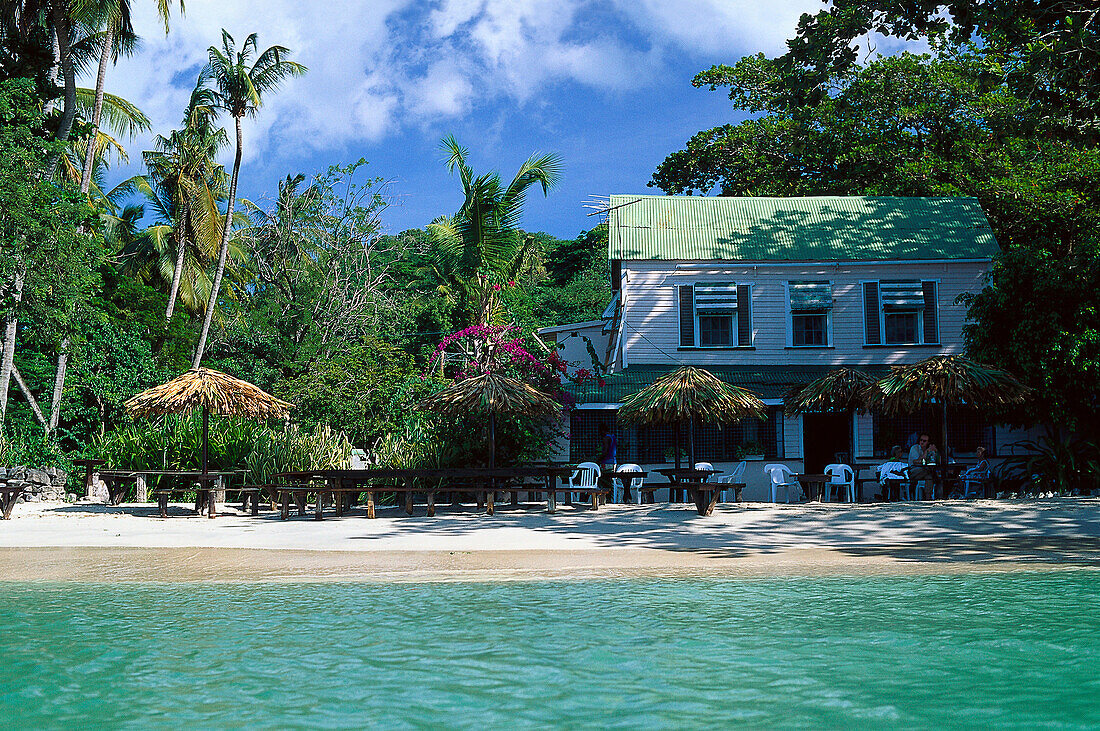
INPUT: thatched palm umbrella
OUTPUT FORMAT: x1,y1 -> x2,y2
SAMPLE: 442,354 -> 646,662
419,372 -> 561,468
124,368 -> 293,478
867,355 -> 1030,459
618,366 -> 766,468
785,368 -> 877,465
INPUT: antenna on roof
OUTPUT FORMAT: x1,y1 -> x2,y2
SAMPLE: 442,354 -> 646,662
583,195 -> 643,218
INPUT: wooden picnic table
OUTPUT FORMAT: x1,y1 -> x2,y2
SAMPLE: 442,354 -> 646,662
0,484 -> 27,520
97,469 -> 242,517
605,470 -> 653,504
272,466 -> 576,519
656,467 -> 722,503
794,473 -> 830,501
674,481 -> 724,516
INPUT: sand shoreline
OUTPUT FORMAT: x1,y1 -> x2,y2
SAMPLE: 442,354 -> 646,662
2,499 -> 1099,582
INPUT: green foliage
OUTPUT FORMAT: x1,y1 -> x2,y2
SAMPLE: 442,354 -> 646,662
0,78 -> 102,342
995,433 -> 1100,495
0,428 -> 70,472
92,414 -> 351,486
961,245 -> 1100,438
274,341 -> 428,448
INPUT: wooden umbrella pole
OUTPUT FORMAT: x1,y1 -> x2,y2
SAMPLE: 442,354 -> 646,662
202,405 -> 209,476
489,411 -> 496,470
689,417 -> 696,467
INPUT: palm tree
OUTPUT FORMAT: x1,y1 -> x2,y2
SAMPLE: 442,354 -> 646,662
192,30 -> 306,368
143,81 -> 229,322
426,135 -> 561,327
78,0 -> 182,196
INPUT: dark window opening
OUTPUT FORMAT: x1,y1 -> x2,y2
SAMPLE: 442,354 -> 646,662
792,313 -> 827,346
571,407 -> 785,463
884,312 -> 918,344
698,315 -> 733,346
872,408 -> 995,458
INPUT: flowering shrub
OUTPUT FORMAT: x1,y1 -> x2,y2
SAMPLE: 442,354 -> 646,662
427,324 -> 599,407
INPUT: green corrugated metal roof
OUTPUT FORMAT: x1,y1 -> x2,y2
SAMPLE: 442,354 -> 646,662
570,365 -> 891,404
608,195 -> 999,261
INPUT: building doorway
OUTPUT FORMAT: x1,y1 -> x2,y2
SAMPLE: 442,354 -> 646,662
802,412 -> 851,474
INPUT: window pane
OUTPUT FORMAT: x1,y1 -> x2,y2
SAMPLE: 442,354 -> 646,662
699,315 -> 733,346
792,314 -> 827,346
884,312 -> 918,344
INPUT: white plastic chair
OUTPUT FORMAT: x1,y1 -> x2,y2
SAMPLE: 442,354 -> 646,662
823,464 -> 856,503
568,462 -> 601,503
612,463 -> 644,504
961,463 -> 990,499
717,461 -> 747,502
764,463 -> 798,503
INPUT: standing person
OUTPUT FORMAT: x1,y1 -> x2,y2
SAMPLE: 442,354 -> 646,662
908,434 -> 938,500
597,421 -> 617,472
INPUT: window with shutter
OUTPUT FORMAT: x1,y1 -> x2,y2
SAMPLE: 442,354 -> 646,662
790,281 -> 831,347
863,282 -> 881,345
922,281 -> 938,343
737,284 -> 752,346
678,285 -> 695,347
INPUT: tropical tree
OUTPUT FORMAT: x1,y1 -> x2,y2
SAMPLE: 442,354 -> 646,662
140,81 -> 228,322
77,0 -> 182,196
191,30 -> 306,368
426,134 -> 562,327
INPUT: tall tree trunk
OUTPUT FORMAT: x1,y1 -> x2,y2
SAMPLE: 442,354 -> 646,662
43,32 -> 61,115
48,338 -> 70,432
192,117 -> 243,368
164,214 -> 188,324
0,268 -> 26,430
11,365 -> 48,428
50,8 -> 77,144
79,24 -> 115,195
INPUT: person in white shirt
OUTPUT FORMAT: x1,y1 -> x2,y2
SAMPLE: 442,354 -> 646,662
908,434 -> 939,499
878,446 -> 909,501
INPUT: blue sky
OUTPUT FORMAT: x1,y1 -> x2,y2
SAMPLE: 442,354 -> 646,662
95,1 -> 832,239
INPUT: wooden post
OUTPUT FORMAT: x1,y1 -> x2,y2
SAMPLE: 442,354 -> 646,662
281,491 -> 289,520
405,490 -> 413,515
366,491 -> 375,519
426,491 -> 435,518
135,473 -> 148,503
547,488 -> 556,513
315,491 -> 325,520
486,490 -> 494,516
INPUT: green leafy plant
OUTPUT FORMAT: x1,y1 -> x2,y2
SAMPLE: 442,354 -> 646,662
996,435 -> 1100,495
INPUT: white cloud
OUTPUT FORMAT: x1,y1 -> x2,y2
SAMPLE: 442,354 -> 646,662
87,0 -> 829,174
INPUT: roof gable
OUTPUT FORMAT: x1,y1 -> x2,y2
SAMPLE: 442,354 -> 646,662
608,195 -> 999,262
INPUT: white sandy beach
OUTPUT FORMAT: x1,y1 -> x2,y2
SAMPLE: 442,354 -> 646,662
1,498 -> 1099,581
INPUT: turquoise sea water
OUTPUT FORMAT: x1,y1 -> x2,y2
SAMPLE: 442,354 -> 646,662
1,572 -> 1099,729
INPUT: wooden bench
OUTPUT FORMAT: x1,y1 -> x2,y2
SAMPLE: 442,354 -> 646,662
1,484 -> 27,519
151,486 -> 260,518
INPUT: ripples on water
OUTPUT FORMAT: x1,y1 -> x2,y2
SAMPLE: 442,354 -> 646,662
1,573 -> 1099,729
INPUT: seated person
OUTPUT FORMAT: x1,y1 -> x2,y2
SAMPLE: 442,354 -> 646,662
877,446 -> 909,501
953,446 -> 991,498
908,434 -> 940,500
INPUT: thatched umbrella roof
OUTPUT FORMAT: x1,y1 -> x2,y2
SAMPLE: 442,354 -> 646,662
124,368 -> 293,420
867,355 -> 1030,460
419,372 -> 561,420
784,368 -> 877,415
867,356 -> 1030,416
419,373 -> 562,468
618,366 -> 766,426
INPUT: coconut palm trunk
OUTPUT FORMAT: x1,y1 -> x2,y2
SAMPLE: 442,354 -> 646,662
50,7 -> 77,145
164,213 -> 189,322
79,25 -> 115,193
0,268 -> 26,429
192,118 -> 242,368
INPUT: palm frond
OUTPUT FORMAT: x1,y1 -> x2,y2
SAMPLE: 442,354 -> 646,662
784,368 -> 877,415
618,366 -> 766,426
868,355 -> 1031,415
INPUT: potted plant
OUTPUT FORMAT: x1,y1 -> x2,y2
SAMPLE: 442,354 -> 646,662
738,441 -> 765,461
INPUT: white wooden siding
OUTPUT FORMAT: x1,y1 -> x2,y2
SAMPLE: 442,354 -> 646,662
619,260 -> 989,366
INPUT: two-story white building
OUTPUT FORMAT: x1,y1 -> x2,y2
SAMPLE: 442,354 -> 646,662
541,195 -> 1014,499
